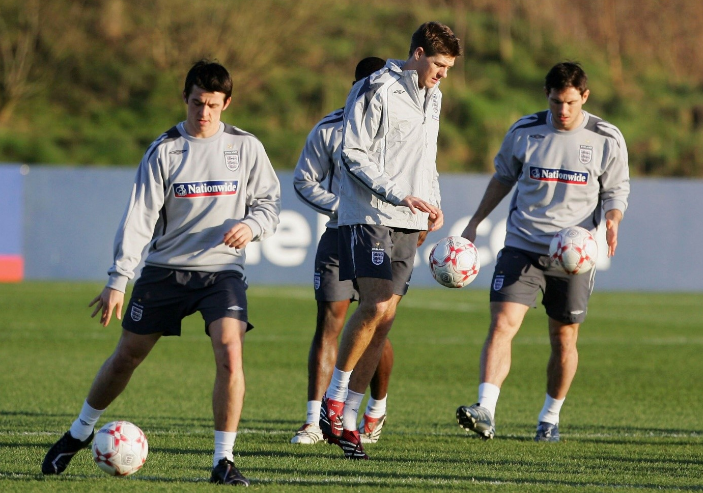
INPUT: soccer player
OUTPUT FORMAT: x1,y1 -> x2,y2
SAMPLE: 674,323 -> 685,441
291,57 -> 395,446
319,22 -> 463,459
41,60 -> 281,485
456,61 -> 630,442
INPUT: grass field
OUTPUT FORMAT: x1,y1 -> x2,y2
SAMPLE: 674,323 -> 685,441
1,282 -> 702,492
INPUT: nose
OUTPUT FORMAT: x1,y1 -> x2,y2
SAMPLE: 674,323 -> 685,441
438,67 -> 447,79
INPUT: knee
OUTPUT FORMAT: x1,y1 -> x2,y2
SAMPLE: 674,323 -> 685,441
109,349 -> 145,374
215,345 -> 244,377
358,299 -> 392,323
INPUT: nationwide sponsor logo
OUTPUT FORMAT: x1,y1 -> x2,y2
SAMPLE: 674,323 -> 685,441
432,94 -> 440,121
579,145 -> 593,164
174,180 -> 239,198
224,150 -> 240,171
529,166 -> 588,185
169,149 -> 187,155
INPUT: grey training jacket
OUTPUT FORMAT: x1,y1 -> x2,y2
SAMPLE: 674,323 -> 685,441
338,59 -> 442,230
292,108 -> 344,229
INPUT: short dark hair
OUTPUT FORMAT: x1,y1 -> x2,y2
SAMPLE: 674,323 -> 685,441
354,57 -> 386,83
545,62 -> 588,95
183,60 -> 233,100
409,22 -> 463,58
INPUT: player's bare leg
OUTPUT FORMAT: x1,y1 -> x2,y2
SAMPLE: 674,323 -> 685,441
480,302 -> 529,385
209,317 -> 247,432
369,338 -> 394,400
457,302 -> 528,439
349,296 -> 399,395
534,318 -> 579,442
546,318 -> 580,399
336,278 -> 395,372
42,330 -> 161,475
320,278 -> 394,458
208,317 -> 250,484
292,300 -> 350,444
309,300 -> 351,401
352,309 -> 396,444
87,330 -> 162,410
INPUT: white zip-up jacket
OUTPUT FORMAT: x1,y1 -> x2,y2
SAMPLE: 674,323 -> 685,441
106,122 -> 281,293
338,59 -> 442,229
292,108 -> 344,229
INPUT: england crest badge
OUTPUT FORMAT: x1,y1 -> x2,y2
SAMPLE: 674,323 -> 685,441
224,150 -> 240,171
371,245 -> 385,266
579,145 -> 593,164
131,303 -> 144,322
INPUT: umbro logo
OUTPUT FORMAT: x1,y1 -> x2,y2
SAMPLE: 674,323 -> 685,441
393,89 -> 405,94
228,305 -> 244,311
170,149 -> 187,154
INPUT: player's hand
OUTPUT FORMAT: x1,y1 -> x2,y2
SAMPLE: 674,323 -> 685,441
223,222 -> 253,249
417,230 -> 428,247
461,220 -> 478,243
605,209 -> 623,258
89,287 -> 124,327
400,195 -> 440,217
429,208 -> 443,231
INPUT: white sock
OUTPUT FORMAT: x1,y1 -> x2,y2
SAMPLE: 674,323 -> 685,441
69,400 -> 104,441
213,430 -> 237,467
342,390 -> 364,430
306,400 -> 322,425
325,367 -> 352,403
477,382 -> 501,419
538,394 -> 565,425
364,395 -> 387,419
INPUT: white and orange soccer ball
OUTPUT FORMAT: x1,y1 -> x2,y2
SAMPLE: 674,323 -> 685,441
92,421 -> 148,476
429,236 -> 481,288
549,226 -> 598,275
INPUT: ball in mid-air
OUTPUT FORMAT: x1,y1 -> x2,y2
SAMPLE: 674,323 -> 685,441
549,226 -> 598,275
429,236 -> 481,288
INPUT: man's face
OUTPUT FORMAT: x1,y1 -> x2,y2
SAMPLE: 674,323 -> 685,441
547,86 -> 589,131
183,85 -> 231,138
412,48 -> 455,89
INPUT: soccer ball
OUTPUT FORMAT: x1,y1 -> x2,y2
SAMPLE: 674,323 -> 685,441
429,236 -> 480,288
549,226 -> 598,275
92,421 -> 148,476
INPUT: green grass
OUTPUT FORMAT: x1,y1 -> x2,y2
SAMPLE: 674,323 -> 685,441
1,282 -> 702,492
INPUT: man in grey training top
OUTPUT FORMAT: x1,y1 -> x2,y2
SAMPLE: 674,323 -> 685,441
42,60 -> 281,485
456,61 -> 630,442
291,57 -> 395,446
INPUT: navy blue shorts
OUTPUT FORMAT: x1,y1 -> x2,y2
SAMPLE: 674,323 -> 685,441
314,228 -> 358,302
338,224 -> 418,296
122,266 -> 253,337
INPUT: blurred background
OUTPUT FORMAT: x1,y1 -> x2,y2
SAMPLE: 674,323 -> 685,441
2,0 -> 703,176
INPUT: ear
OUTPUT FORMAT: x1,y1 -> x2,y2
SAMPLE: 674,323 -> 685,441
414,47 -> 424,60
222,96 -> 232,112
581,89 -> 590,104
183,91 -> 188,104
